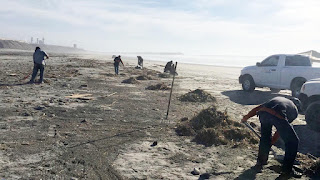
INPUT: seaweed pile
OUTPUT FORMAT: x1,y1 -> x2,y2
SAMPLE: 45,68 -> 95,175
179,89 -> 216,102
158,73 -> 171,78
306,160 -> 320,178
176,105 -> 259,146
136,75 -> 153,80
298,154 -> 320,178
146,83 -> 170,90
121,77 -> 140,84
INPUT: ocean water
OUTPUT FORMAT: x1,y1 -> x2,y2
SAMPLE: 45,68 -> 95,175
122,54 -> 265,68
121,53 -> 320,68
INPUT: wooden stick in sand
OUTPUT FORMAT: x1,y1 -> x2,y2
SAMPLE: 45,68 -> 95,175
166,62 -> 178,121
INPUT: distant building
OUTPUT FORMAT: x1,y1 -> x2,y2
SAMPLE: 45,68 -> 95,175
73,44 -> 77,48
36,38 -> 39,44
31,37 -> 33,44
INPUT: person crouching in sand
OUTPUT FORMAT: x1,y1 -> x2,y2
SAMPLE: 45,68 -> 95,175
29,47 -> 49,84
242,97 -> 302,178
113,55 -> 124,75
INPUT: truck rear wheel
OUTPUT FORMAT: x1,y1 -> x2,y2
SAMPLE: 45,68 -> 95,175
305,101 -> 320,132
291,79 -> 306,97
242,76 -> 255,92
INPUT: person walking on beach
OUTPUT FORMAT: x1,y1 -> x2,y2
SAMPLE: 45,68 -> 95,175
29,47 -> 49,84
137,56 -> 143,68
114,55 -> 124,75
241,97 -> 302,178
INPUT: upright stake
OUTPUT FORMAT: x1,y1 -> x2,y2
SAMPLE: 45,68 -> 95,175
166,62 -> 178,121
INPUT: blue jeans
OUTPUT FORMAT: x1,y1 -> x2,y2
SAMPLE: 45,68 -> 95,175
114,63 -> 119,75
258,112 -> 299,172
30,63 -> 45,83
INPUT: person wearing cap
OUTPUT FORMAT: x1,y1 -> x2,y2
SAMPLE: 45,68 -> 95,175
113,55 -> 124,75
29,47 -> 49,84
241,96 -> 302,178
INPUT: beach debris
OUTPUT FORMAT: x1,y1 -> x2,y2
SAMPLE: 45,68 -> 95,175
199,173 -> 211,179
175,105 -> 259,146
158,73 -> 171,78
181,117 -> 188,121
65,94 -> 94,100
22,112 -> 31,116
136,75 -> 153,80
34,105 -> 45,110
122,77 -> 139,84
146,83 -> 170,90
9,73 -> 17,76
150,141 -> 158,147
179,89 -> 216,102
103,73 -> 116,77
191,168 -> 200,175
79,84 -> 88,88
105,92 -> 117,97
62,83 -> 71,88
306,160 -> 320,178
296,153 -> 320,178
250,122 -> 257,128
21,142 -> 30,145
135,66 -> 142,69
146,69 -> 159,76
43,79 -> 50,84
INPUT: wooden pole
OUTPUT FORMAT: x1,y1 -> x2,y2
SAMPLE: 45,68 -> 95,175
166,62 -> 177,120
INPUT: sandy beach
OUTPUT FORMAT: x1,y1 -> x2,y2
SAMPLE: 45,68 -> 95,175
0,50 -> 318,179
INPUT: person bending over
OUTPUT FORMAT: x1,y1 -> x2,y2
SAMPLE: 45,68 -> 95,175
242,97 -> 302,178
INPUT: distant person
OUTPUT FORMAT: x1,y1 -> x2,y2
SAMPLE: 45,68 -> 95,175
137,56 -> 143,68
242,97 -> 302,178
164,60 -> 173,73
29,47 -> 49,84
164,60 -> 177,75
114,55 -> 124,75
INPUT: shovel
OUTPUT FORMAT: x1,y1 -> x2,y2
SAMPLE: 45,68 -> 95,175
243,121 -> 279,156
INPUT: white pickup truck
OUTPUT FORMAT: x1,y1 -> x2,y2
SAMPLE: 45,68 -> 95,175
299,79 -> 320,132
239,54 -> 320,97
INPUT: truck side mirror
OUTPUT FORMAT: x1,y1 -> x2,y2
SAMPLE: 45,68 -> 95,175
256,62 -> 261,67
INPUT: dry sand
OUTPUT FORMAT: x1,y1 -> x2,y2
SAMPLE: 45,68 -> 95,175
0,50 -> 319,179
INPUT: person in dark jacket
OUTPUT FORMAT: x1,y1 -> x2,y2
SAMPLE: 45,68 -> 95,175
113,55 -> 124,75
242,97 -> 302,178
164,61 -> 173,73
29,47 -> 49,84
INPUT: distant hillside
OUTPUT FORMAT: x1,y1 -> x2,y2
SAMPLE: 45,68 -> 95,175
0,39 -> 85,53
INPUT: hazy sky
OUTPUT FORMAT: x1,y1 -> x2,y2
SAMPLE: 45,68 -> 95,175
1,0 -> 319,55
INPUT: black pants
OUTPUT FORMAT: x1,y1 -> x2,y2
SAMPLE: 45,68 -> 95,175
30,63 -> 45,83
258,112 -> 299,172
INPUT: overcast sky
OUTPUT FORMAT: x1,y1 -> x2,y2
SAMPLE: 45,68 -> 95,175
0,0 -> 319,55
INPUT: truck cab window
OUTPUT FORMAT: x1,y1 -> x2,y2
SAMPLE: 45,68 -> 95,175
285,55 -> 311,66
260,56 -> 279,66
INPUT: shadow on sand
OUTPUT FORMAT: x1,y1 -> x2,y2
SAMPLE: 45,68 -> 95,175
294,124 -> 320,157
234,166 -> 260,180
0,82 -> 29,87
221,90 -> 293,105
